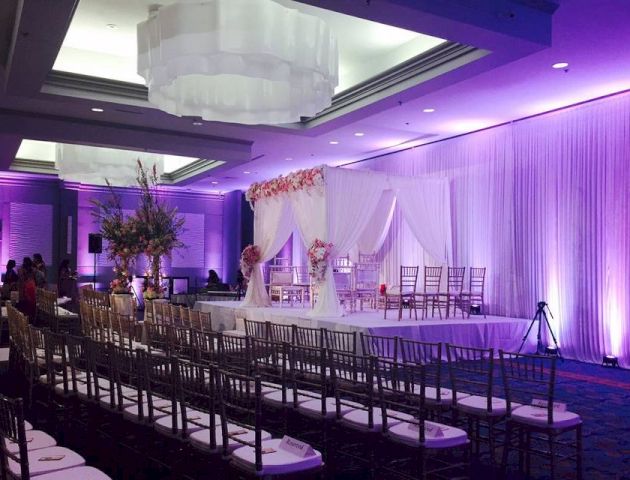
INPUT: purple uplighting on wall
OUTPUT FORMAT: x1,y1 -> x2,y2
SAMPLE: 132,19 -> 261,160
354,91 -> 630,367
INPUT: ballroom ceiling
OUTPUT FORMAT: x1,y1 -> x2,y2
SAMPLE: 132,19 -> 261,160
1,0 -> 629,192
54,0 -> 447,94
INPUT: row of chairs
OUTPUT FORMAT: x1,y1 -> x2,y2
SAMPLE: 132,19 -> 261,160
149,317 -> 582,479
383,266 -> 487,321
8,319 -> 326,477
9,299 -> 582,479
145,301 -> 213,330
0,393 -> 111,480
79,286 -> 109,308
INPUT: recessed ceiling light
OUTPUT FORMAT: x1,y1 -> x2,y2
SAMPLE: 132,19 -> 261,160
423,108 -> 435,113
106,23 -> 118,30
192,121 -> 203,126
354,132 -> 365,137
329,141 -> 339,145
90,107 -> 104,112
243,171 -> 251,174
285,157 -> 293,161
211,181 -> 219,185
552,62 -> 569,69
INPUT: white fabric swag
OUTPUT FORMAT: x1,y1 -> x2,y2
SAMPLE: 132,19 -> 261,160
241,196 -> 295,307
244,165 -> 453,317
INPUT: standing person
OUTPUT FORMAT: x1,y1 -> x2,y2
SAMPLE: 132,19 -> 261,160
32,253 -> 47,287
1,260 -> 18,300
57,259 -> 77,298
17,257 -> 37,321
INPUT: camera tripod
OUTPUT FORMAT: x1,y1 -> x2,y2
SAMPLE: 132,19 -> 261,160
517,301 -> 561,357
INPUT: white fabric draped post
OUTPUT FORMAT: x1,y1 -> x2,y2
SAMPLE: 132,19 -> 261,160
302,168 -> 385,317
242,196 -> 296,307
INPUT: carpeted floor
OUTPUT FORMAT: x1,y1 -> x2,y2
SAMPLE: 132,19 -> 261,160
1,349 -> 629,479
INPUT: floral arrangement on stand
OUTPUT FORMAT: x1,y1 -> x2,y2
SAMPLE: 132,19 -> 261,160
93,161 -> 185,300
240,245 -> 262,279
92,181 -> 140,294
134,161 -> 185,299
245,166 -> 325,206
308,239 -> 334,284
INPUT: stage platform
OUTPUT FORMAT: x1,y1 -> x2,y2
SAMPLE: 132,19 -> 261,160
193,301 -> 536,352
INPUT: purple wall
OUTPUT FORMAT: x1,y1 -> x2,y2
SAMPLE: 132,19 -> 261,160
0,173 -> 61,282
0,174 -> 225,292
73,183 -> 224,291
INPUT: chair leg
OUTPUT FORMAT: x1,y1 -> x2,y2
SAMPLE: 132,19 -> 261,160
576,424 -> 583,480
501,422 -> 512,475
549,432 -> 556,480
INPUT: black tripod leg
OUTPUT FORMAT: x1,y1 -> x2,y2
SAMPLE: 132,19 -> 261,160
517,311 -> 541,354
542,311 -> 562,357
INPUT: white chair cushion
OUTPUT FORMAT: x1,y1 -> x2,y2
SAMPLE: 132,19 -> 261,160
37,466 -> 112,480
510,405 -> 582,429
189,424 -> 272,453
341,408 -> 414,432
223,330 -> 246,337
76,378 -> 111,399
456,395 -> 507,416
24,421 -> 33,431
123,398 -> 171,422
35,350 -> 62,366
5,430 -> 57,453
411,385 -> 467,404
8,446 -> 85,478
297,397 -> 362,419
98,387 -> 138,408
155,410 -> 220,435
387,421 -> 469,449
231,438 -> 323,476
39,369 -> 87,385
263,389 -> 321,407
257,382 -> 282,395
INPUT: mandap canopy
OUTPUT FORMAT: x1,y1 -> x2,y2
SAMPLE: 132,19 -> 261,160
241,165 -> 452,317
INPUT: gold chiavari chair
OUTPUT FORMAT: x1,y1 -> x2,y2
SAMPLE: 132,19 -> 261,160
416,266 -> 443,319
383,266 -> 419,320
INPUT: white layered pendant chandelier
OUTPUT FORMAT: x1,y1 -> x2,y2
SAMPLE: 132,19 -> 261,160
137,0 -> 339,125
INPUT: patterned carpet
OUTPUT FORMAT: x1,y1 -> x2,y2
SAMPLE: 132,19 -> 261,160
1,351 -> 629,479
542,360 -> 630,480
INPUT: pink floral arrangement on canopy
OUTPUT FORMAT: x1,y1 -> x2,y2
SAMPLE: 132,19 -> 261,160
240,244 -> 262,279
245,166 -> 325,205
308,239 -> 334,284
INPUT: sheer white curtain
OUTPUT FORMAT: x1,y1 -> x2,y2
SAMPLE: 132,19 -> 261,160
393,177 -> 453,265
242,196 -> 295,307
349,189 -> 396,262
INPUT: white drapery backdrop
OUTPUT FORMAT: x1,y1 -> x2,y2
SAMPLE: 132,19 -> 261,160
242,196 -> 295,307
354,91 -> 630,366
244,165 -> 452,317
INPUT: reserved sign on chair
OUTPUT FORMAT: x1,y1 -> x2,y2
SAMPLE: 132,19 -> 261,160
279,435 -> 316,457
531,398 -> 567,412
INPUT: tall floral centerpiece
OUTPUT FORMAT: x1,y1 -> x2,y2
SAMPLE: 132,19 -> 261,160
134,161 -> 185,299
92,182 -> 139,293
308,239 -> 333,285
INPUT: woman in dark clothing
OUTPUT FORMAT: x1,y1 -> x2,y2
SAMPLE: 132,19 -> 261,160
57,259 -> 77,298
33,253 -> 47,287
1,260 -> 18,300
18,257 -> 37,321
206,269 -> 222,290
